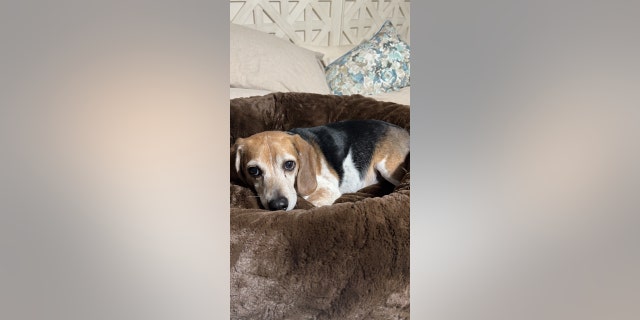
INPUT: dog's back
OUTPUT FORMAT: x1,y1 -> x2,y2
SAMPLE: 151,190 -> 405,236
289,120 -> 409,193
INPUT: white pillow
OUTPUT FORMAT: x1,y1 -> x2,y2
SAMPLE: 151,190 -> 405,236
230,23 -> 331,94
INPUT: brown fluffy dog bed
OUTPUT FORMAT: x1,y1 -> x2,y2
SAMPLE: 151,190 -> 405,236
230,92 -> 410,320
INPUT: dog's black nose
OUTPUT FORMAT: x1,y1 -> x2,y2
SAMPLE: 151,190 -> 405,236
268,197 -> 289,211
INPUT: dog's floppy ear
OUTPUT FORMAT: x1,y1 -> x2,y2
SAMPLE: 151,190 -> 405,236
230,138 -> 244,184
293,134 -> 317,196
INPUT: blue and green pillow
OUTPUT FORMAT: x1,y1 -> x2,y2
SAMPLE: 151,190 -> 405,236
325,20 -> 410,95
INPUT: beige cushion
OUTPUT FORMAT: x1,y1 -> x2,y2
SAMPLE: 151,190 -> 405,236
297,44 -> 357,66
230,23 -> 331,94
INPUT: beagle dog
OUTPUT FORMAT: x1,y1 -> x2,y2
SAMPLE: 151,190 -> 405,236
232,119 -> 409,211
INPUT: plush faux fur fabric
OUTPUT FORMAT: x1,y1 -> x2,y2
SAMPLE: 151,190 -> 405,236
230,92 -> 410,320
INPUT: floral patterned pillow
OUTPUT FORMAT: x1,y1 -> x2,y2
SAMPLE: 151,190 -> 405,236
325,20 -> 410,96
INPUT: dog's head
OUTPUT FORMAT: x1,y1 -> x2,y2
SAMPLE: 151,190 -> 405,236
231,131 -> 318,211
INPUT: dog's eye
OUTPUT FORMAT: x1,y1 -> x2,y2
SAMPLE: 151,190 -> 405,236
283,160 -> 295,171
247,166 -> 261,177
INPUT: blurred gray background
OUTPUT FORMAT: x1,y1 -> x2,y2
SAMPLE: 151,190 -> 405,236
413,1 -> 640,319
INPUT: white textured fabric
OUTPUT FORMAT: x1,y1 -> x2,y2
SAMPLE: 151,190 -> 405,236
297,44 -> 357,66
230,23 -> 331,94
229,87 -> 272,99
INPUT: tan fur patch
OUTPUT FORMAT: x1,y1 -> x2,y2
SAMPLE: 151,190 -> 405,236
369,126 -> 410,185
304,187 -> 335,206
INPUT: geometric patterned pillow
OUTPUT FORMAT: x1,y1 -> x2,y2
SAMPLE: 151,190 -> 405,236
325,20 -> 410,95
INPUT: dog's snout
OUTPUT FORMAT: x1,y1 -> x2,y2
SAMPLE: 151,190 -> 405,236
268,197 -> 289,211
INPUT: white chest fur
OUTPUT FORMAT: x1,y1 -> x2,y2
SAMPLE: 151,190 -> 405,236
339,150 -> 374,193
